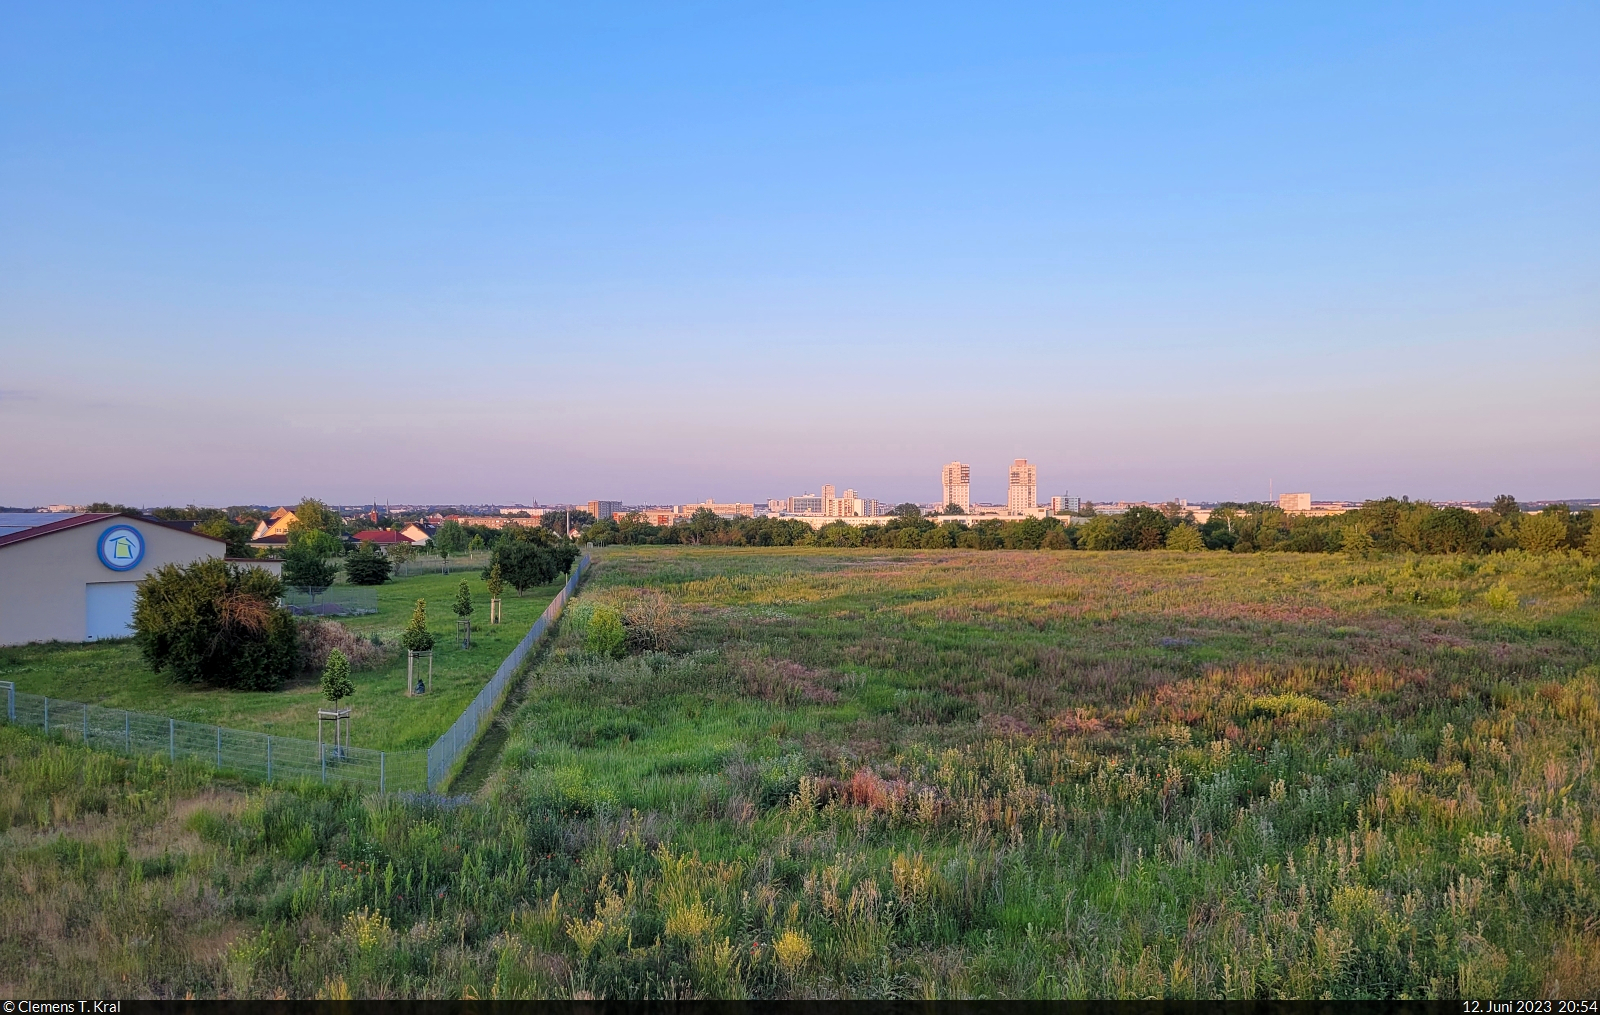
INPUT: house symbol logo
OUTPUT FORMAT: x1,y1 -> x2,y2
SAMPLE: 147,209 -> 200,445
97,525 -> 146,572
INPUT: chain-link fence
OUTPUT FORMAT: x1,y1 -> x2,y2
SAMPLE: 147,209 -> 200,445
0,549 -> 591,794
426,550 -> 589,789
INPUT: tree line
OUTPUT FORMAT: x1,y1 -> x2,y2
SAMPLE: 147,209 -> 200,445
574,498 -> 1600,557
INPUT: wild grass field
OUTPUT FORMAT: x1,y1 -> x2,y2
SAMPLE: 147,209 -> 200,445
0,572 -> 560,750
2,546 -> 1597,999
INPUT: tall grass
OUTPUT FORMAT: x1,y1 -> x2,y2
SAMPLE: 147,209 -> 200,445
2,547 -> 1597,998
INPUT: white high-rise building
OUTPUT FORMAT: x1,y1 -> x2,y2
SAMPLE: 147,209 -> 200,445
1007,459 -> 1037,513
941,462 -> 971,512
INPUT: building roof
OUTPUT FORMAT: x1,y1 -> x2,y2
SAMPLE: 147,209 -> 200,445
353,530 -> 410,543
0,512 -> 227,550
0,512 -> 82,538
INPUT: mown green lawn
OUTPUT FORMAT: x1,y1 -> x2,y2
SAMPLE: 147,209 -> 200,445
0,571 -> 560,750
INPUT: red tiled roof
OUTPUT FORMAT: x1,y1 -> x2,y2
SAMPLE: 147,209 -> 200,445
353,530 -> 409,543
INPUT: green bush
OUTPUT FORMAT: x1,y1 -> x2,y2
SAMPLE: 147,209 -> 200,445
282,543 -> 339,594
342,544 -> 392,585
1484,583 -> 1518,611
585,606 -> 626,658
132,560 -> 297,690
1164,524 -> 1205,552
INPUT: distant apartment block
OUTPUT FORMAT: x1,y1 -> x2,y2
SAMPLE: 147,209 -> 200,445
685,500 -> 755,519
1050,495 -> 1081,514
941,462 -> 971,512
774,484 -> 882,517
587,500 -> 624,520
1279,492 -> 1312,514
1007,459 -> 1038,513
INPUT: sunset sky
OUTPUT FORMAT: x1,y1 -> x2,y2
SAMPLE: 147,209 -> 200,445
3,3 -> 1596,507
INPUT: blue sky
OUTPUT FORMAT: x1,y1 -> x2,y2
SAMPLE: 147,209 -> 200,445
3,2 -> 1596,507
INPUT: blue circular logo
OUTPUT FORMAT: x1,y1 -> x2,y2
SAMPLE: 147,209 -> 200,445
97,524 -> 146,571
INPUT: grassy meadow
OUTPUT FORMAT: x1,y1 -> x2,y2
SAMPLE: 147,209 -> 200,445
2,546 -> 1598,998
0,571 -> 560,751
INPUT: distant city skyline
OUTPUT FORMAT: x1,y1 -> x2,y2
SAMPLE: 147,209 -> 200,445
2,5 -> 1594,505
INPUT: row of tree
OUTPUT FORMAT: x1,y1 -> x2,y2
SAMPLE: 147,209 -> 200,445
573,499 -> 1600,556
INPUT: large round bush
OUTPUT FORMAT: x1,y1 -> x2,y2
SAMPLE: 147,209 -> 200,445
133,559 -> 298,690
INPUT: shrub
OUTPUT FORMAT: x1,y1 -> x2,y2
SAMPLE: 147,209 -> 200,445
133,559 -> 297,690
1484,583 -> 1518,611
1519,512 -> 1569,553
585,607 -> 626,658
342,544 -> 392,585
321,649 -> 353,703
399,600 -> 434,653
297,620 -> 390,675
920,526 -> 955,549
1343,525 -> 1375,560
620,589 -> 685,652
1164,524 -> 1204,552
282,543 -> 340,595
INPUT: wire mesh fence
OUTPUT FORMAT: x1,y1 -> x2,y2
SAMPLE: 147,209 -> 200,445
280,585 -> 379,617
0,548 -> 591,794
426,550 -> 590,789
0,683 -> 428,792
391,550 -> 495,578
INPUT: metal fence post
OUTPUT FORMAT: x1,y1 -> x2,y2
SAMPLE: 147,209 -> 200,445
266,736 -> 272,782
43,698 -> 48,737
321,741 -> 326,783
216,726 -> 222,769
380,752 -> 385,793
168,718 -> 175,761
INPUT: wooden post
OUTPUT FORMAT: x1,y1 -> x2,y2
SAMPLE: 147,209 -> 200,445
490,597 -> 502,624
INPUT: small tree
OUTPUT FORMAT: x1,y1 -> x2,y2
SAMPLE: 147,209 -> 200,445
343,543 -> 393,585
400,599 -> 434,653
433,520 -> 469,567
484,562 -> 505,623
1164,525 -> 1204,552
453,579 -> 474,620
321,648 -> 354,703
1518,512 -> 1569,554
490,540 -> 555,596
283,543 -> 340,595
1343,525 -> 1376,560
